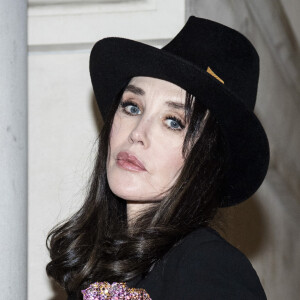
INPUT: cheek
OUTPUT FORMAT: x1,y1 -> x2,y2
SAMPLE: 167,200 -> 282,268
107,117 -> 121,170
162,151 -> 184,174
153,140 -> 185,186
108,115 -> 128,155
109,116 -> 121,145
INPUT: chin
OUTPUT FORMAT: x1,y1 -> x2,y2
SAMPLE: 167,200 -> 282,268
107,167 -> 166,202
110,189 -> 155,201
108,182 -> 162,202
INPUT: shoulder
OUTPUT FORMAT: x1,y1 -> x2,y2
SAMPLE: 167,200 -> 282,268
159,227 -> 267,299
171,226 -> 253,269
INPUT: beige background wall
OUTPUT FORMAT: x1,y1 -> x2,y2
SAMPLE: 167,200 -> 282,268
28,0 -> 300,299
185,1 -> 300,299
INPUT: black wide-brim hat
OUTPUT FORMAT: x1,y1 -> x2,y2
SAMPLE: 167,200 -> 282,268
89,16 -> 270,207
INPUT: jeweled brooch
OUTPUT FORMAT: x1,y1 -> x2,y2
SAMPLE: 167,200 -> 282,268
81,281 -> 152,300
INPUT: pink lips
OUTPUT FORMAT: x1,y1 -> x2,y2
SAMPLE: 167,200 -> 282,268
116,151 -> 147,172
117,152 -> 146,172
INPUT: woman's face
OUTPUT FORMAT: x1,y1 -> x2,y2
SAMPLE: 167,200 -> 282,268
106,76 -> 188,202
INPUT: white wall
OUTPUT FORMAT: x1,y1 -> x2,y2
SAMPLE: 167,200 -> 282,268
28,1 -> 185,299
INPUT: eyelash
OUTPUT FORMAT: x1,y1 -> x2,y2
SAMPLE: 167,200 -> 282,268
120,100 -> 141,116
119,100 -> 185,131
164,115 -> 185,131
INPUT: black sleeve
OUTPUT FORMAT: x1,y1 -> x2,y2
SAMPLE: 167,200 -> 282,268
162,240 -> 267,300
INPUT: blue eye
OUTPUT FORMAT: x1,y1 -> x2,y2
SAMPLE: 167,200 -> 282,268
165,116 -> 185,131
120,101 -> 141,115
126,105 -> 141,115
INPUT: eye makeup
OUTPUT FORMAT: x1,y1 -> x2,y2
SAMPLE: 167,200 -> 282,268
119,99 -> 186,131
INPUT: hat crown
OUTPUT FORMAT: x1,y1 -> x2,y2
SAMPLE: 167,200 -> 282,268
163,17 -> 259,111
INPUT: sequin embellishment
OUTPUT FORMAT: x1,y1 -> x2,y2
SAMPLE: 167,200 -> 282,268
81,281 -> 152,300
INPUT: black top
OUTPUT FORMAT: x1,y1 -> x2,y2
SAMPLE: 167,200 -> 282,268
68,227 -> 266,299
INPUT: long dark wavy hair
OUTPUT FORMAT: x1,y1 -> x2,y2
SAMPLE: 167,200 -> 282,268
46,83 -> 228,297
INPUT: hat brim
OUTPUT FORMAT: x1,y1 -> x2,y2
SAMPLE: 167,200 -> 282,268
90,38 -> 270,207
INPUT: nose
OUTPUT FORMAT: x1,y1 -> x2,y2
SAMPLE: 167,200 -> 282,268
128,117 -> 150,147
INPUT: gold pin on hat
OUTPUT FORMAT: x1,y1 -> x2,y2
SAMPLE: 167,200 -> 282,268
207,67 -> 224,84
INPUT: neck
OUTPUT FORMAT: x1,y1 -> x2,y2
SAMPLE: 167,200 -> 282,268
126,200 -> 156,226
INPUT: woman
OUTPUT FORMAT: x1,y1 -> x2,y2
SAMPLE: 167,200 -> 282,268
47,17 -> 269,299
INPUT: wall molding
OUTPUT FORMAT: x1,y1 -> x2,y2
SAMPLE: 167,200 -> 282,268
28,0 -> 155,17
28,38 -> 170,54
29,0 -> 128,5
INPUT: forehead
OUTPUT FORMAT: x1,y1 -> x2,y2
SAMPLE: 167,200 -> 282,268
127,76 -> 186,101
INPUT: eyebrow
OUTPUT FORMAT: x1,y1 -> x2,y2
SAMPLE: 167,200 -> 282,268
124,84 -> 145,96
165,101 -> 185,110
